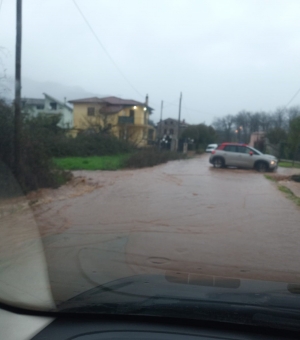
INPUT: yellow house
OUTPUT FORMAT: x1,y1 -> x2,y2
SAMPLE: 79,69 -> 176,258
69,96 -> 155,146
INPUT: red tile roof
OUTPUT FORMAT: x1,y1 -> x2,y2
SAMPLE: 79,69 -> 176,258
68,96 -> 153,110
101,96 -> 143,106
68,97 -> 103,104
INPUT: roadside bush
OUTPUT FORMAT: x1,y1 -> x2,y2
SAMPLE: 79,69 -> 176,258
0,161 -> 20,198
0,99 -> 14,167
125,148 -> 187,168
46,132 -> 133,158
194,143 -> 206,154
291,175 -> 300,183
20,130 -> 72,192
0,100 -> 72,195
0,99 -> 134,194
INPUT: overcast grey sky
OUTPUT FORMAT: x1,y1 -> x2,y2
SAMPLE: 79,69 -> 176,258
1,0 -> 300,123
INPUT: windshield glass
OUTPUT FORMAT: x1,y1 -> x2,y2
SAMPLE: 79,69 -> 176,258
1,0 -> 300,332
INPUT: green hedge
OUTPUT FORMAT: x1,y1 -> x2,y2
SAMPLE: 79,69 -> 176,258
125,148 -> 187,168
49,133 -> 133,158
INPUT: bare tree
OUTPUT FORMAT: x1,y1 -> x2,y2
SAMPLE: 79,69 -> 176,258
81,108 -> 147,147
287,106 -> 300,125
118,125 -> 147,147
212,114 -> 234,142
249,112 -> 260,133
234,111 -> 250,142
258,112 -> 271,132
271,107 -> 287,130
81,107 -> 116,134
289,116 -> 300,164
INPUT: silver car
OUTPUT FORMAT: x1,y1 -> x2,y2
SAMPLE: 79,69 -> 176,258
209,143 -> 278,172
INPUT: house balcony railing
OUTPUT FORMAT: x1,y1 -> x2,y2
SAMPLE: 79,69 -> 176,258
118,117 -> 155,126
118,116 -> 134,124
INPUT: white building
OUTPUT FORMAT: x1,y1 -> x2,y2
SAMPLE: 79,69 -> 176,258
22,93 -> 73,129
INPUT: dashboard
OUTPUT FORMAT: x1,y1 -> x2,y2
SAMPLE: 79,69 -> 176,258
30,314 -> 299,340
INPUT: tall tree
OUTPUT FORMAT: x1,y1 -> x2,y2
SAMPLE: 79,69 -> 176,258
289,116 -> 300,164
181,124 -> 216,148
271,107 -> 286,130
287,106 -> 300,125
266,127 -> 287,145
234,111 -> 250,142
249,112 -> 260,133
259,112 -> 271,132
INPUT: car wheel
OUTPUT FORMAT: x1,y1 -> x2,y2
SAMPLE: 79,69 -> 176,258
256,161 -> 268,172
213,157 -> 224,168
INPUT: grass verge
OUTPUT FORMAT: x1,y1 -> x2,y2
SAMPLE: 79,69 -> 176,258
278,161 -> 300,169
264,174 -> 276,182
278,185 -> 300,207
54,149 -> 189,171
54,154 -> 130,171
264,175 -> 300,207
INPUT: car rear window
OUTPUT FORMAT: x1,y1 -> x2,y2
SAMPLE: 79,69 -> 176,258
224,145 -> 237,152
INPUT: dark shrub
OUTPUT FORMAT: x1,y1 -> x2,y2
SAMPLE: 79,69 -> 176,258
0,100 -> 14,167
125,148 -> 186,168
48,131 -> 133,158
291,175 -> 300,183
0,100 -> 72,194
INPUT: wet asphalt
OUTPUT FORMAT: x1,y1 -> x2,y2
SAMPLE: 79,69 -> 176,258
34,155 -> 300,304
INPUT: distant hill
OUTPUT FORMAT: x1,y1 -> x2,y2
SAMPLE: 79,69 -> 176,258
2,76 -> 105,103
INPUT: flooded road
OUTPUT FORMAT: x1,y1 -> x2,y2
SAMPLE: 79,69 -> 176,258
33,155 -> 300,304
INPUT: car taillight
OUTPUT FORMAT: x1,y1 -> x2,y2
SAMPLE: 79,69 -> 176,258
211,150 -> 216,154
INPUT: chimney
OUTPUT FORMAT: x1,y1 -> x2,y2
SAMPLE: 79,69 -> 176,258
64,97 -> 67,104
145,94 -> 149,106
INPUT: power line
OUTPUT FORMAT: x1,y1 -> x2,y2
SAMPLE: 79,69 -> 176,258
164,100 -> 204,114
285,86 -> 300,108
182,106 -> 203,114
72,0 -> 143,98
164,98 -> 179,108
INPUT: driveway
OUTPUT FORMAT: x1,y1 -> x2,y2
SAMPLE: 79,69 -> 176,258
31,155 -> 300,304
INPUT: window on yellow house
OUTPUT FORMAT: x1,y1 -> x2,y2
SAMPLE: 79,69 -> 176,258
87,107 -> 95,116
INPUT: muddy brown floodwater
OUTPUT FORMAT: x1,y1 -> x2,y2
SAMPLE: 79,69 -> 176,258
30,155 -> 300,304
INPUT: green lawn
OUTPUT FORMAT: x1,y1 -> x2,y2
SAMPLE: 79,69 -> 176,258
278,161 -> 300,169
53,155 -> 130,171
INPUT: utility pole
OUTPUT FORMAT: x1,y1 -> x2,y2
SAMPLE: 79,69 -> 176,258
159,100 -> 163,138
14,0 -> 22,180
177,92 -> 182,151
158,100 -> 163,149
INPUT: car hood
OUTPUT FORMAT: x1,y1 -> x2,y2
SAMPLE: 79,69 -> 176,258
263,154 -> 277,160
57,273 -> 300,331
